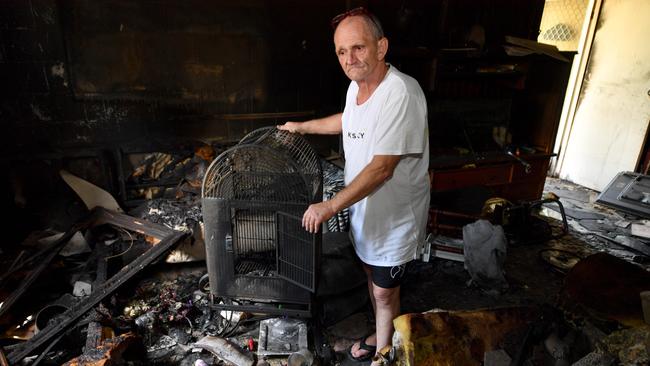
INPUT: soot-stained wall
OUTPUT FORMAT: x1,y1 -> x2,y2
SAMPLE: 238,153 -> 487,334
1,0 -> 543,151
0,0 -> 354,238
0,0 -> 544,240
0,0 -> 352,152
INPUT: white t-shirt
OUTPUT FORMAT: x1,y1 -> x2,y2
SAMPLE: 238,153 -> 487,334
342,65 -> 430,266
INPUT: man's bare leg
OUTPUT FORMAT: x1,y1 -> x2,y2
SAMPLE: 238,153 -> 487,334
363,264 -> 376,314
351,265 -> 377,359
351,265 -> 400,361
371,283 -> 400,363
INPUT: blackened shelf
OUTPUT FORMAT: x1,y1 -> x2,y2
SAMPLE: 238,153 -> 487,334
437,70 -> 524,79
429,152 -> 554,170
126,181 -> 181,189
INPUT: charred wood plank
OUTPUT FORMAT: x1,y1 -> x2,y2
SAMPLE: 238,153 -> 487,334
30,334 -> 64,366
84,322 -> 105,352
6,250 -> 25,274
63,332 -> 139,366
83,236 -> 111,355
93,208 -> 174,239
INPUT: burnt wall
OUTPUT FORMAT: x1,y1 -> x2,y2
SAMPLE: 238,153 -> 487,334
0,0 -> 353,236
0,0 -> 352,152
0,0 -> 544,152
0,0 -> 545,239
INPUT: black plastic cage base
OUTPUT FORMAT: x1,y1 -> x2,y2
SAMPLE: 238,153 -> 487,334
209,296 -> 313,318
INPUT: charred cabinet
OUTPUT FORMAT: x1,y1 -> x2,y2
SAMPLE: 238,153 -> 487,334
380,0 -> 572,208
427,52 -> 573,204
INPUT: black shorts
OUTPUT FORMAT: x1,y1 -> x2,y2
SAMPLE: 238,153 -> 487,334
367,262 -> 410,289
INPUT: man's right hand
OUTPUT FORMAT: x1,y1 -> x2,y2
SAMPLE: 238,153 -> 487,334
277,121 -> 304,134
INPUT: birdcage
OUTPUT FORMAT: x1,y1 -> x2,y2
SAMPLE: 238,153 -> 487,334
202,127 -> 322,316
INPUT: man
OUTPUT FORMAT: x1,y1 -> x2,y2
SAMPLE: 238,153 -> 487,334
278,7 -> 429,364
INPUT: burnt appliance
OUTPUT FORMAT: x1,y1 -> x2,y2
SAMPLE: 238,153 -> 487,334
202,127 -> 322,316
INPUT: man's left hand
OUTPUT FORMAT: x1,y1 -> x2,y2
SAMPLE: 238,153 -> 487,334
302,201 -> 336,233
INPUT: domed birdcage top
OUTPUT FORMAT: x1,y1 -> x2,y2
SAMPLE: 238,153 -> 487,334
202,127 -> 322,203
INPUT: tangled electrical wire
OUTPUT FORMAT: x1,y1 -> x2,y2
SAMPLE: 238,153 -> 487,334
197,273 -> 273,338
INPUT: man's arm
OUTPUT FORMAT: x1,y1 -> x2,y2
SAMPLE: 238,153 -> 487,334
302,154 -> 401,233
277,113 -> 342,135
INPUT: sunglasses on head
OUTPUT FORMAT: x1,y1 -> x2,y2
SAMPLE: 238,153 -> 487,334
330,6 -> 377,29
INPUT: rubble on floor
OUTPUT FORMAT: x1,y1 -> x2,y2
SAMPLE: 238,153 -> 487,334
543,177 -> 650,263
3,168 -> 650,366
0,208 -> 189,364
322,177 -> 650,365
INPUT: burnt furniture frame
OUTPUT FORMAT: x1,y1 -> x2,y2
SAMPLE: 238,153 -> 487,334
5,208 -> 188,364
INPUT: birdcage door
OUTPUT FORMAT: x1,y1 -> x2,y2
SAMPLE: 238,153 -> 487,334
276,212 -> 317,292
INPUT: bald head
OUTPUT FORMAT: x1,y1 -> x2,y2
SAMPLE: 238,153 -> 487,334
333,15 -> 388,83
333,12 -> 384,41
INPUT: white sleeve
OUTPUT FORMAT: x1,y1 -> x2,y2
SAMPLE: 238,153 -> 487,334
373,90 -> 427,155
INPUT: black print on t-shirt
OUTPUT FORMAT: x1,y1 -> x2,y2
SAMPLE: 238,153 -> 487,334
347,132 -> 365,139
390,264 -> 406,279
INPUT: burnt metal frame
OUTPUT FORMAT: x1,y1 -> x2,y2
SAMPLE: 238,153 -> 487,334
6,208 -> 188,364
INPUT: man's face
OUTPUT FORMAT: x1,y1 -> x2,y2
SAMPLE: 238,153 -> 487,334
333,16 -> 386,82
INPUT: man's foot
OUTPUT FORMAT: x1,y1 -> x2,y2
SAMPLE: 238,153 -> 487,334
348,333 -> 377,361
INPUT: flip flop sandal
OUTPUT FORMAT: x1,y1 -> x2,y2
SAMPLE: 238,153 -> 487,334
347,336 -> 376,362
